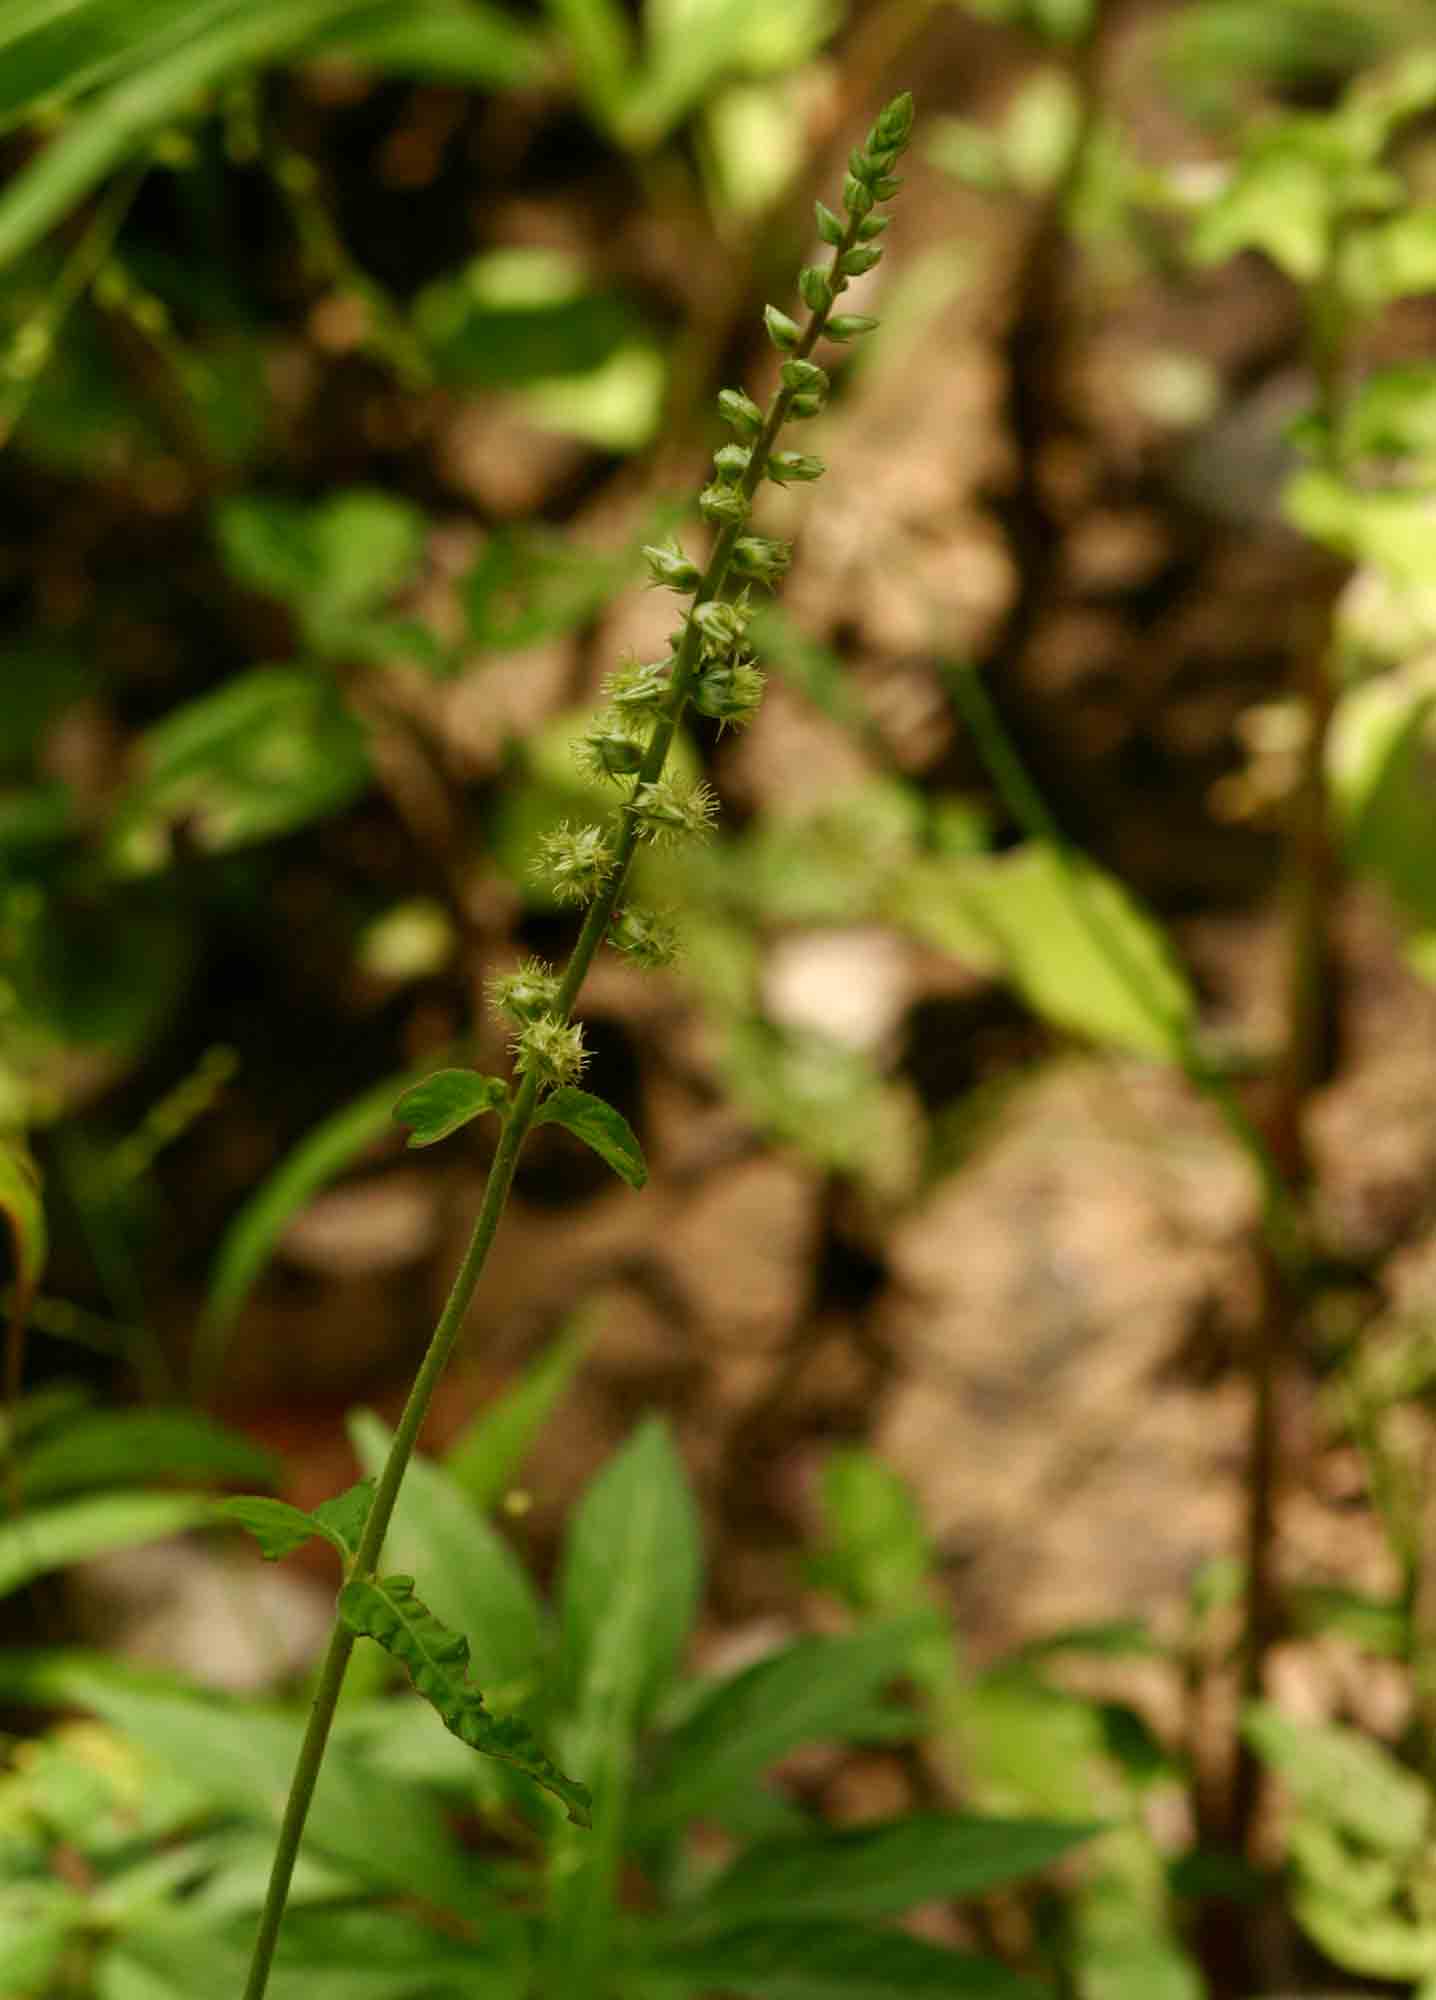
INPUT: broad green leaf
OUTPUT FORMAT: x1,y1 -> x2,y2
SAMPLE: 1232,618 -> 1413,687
628,1921 -> 1043,1999
338,1573 -> 590,1824
1286,468 -> 1436,582
1243,1702 -> 1428,1855
558,1416 -> 701,1727
0,1491 -> 214,1597
71,1678 -> 478,1907
674,1814 -> 1099,1931
105,1903 -> 530,2000
316,0 -> 547,86
1069,1934 -> 1205,2000
541,0 -> 633,132
464,527 -> 630,650
1342,207 -> 1436,310
0,1135 -> 46,1314
349,1412 -> 545,1694
622,0 -> 836,151
393,1068 -> 508,1148
1327,668 -> 1436,930
216,490 -> 428,657
443,1312 -> 594,1510
1187,115 -> 1386,282
635,1615 -> 939,1838
414,249 -> 641,387
533,1087 -> 646,1189
107,665 -> 370,876
960,843 -> 1195,1058
0,0 -> 378,270
0,1883 -> 84,1993
20,1408 -> 274,1501
195,1059 -> 446,1389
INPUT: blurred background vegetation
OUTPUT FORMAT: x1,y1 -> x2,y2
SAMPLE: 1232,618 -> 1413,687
7,1 -> 1436,1995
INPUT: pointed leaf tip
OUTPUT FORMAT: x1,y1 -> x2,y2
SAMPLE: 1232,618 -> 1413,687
393,1069 -> 508,1147
534,1088 -> 646,1189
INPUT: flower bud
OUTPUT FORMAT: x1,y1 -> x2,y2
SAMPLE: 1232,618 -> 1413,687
857,214 -> 890,240
611,905 -> 680,970
642,540 -> 701,591
788,392 -> 824,419
781,359 -> 828,395
814,201 -> 844,246
713,442 -> 751,483
717,386 -> 763,439
799,266 -> 832,312
692,657 -> 765,727
767,450 -> 825,485
838,244 -> 883,277
825,314 -> 880,341
690,597 -> 750,654
604,656 -> 672,716
843,173 -> 874,216
575,720 -> 646,782
699,481 -> 750,526
729,534 -> 792,587
873,91 -> 914,150
870,175 -> 902,201
513,1015 -> 587,1088
534,821 -> 614,904
764,304 -> 801,351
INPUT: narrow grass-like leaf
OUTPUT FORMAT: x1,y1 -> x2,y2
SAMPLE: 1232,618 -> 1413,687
673,1814 -> 1100,1933
534,1087 -> 646,1188
628,1921 -> 1044,1999
0,0 -> 373,270
316,0 -> 547,86
349,1412 -> 544,1692
194,1059 -> 447,1391
393,1069 -> 508,1148
634,1615 -> 937,1839
0,1491 -> 213,1597
443,1311 -> 594,1510
338,1574 -> 591,1825
20,1408 -> 275,1502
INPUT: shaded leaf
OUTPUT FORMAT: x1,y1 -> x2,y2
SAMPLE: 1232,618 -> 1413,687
0,1491 -> 214,1597
635,1616 -> 938,1838
628,1920 -> 1043,1999
316,0 -> 546,86
20,1408 -> 274,1502
443,1312 -> 594,1511
534,1088 -> 646,1189
338,1573 -> 590,1825
215,1494 -> 343,1563
674,1814 -> 1099,1932
393,1069 -> 508,1148
1243,1702 -> 1428,1854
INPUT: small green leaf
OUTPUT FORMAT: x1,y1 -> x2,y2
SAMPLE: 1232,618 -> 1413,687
217,1479 -> 372,1563
338,1574 -> 591,1825
393,1069 -> 508,1148
533,1087 -> 646,1188
216,1496 -> 340,1563
1243,1702 -> 1428,1855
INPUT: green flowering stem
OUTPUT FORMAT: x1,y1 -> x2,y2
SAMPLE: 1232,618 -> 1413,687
242,93 -> 912,2000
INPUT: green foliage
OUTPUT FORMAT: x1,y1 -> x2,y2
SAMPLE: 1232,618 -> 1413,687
392,1069 -> 509,1148
0,1418 -> 1093,1999
218,1479 -> 375,1563
441,1313 -> 594,1511
533,1086 -> 648,1188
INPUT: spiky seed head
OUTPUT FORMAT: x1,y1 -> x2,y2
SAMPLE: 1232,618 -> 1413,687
690,597 -> 750,655
630,776 -> 720,846
729,534 -> 792,587
513,1015 -> 587,1088
534,821 -> 615,904
488,958 -> 562,1025
605,655 -> 672,717
699,482 -> 750,526
575,719 -> 646,783
692,657 -> 766,728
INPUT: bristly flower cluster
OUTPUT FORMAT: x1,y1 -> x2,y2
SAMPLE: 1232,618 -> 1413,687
489,93 -> 915,1093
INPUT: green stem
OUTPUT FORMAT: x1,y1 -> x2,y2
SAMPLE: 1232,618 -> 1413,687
240,176 -> 870,2000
